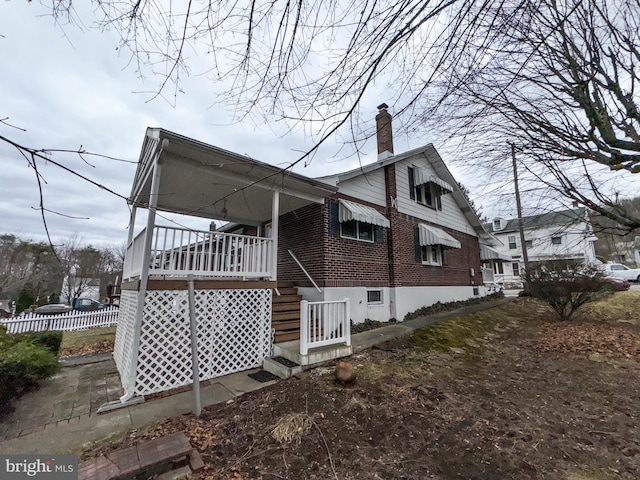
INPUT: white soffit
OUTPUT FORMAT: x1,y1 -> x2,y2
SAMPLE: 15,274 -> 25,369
339,200 -> 390,228
480,244 -> 511,262
418,224 -> 462,249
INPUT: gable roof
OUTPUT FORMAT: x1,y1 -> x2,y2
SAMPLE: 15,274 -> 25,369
487,208 -> 588,234
317,144 -> 498,244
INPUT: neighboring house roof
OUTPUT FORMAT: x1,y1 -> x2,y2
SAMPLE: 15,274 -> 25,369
317,144 -> 498,245
487,208 -> 590,234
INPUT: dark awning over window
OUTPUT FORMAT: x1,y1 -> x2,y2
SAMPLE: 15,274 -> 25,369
418,224 -> 461,249
413,168 -> 454,193
339,200 -> 390,228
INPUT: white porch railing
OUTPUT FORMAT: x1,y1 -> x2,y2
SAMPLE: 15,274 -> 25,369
1,307 -> 119,334
123,225 -> 274,280
300,299 -> 351,355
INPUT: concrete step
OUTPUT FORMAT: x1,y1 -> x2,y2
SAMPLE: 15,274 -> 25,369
263,357 -> 304,379
273,340 -> 352,366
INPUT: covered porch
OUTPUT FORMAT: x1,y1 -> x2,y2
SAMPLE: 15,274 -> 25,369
115,128 -> 341,402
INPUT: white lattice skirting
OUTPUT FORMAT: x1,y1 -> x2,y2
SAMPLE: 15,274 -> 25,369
114,290 -> 140,396
120,288 -> 272,396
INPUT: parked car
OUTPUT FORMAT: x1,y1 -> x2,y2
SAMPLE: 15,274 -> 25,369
73,298 -> 106,311
600,262 -> 640,282
603,276 -> 631,291
34,303 -> 72,315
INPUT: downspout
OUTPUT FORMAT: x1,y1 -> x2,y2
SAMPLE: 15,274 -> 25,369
120,138 -> 167,403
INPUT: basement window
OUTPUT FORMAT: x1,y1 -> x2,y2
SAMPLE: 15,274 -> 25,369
367,290 -> 383,305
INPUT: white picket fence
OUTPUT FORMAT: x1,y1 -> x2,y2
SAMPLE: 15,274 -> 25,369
1,307 -> 119,334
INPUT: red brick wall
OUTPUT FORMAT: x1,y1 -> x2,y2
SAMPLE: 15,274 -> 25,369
277,195 -> 482,288
390,213 -> 482,287
324,193 -> 390,288
278,203 -> 326,286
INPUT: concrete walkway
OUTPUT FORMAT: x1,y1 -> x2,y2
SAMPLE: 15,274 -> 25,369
0,297 -> 510,455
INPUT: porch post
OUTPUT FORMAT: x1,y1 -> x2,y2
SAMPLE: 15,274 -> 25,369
271,190 -> 280,281
120,141 -> 165,402
126,206 -> 137,246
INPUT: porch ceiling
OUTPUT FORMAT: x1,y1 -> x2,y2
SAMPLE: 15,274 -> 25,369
130,128 -> 337,224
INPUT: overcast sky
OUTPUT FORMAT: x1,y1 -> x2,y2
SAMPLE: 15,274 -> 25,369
2,1 -> 450,247
7,1 -> 585,250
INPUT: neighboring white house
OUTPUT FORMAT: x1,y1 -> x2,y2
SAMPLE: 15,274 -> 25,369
60,277 -> 100,304
484,208 -> 598,286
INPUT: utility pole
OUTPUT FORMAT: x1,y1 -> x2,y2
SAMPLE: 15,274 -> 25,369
511,143 -> 530,280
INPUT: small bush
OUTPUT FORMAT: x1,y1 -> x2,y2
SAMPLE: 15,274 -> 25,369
524,265 -> 611,321
0,327 -> 60,415
26,331 -> 63,355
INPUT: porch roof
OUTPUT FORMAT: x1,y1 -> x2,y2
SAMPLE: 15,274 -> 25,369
130,128 -> 337,224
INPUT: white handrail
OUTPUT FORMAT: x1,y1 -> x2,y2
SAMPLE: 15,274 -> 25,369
300,298 -> 350,355
288,250 -> 322,293
123,225 -> 275,280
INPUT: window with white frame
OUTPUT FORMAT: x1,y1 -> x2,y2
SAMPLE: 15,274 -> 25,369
493,262 -> 504,274
508,235 -> 517,249
408,166 -> 448,211
512,262 -> 520,277
415,182 -> 441,209
367,290 -> 383,304
421,245 -> 444,266
551,236 -> 562,245
525,239 -> 533,249
340,220 -> 374,242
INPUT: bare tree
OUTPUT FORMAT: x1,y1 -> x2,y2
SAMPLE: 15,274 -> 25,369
0,234 -> 62,302
7,0 -> 639,235
420,0 -> 640,231
57,235 -> 107,304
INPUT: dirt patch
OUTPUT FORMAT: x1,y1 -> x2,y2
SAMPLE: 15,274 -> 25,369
82,293 -> 640,479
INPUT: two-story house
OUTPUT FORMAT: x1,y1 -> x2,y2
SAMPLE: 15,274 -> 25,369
113,105 -> 494,402
276,104 -> 493,324
485,208 -> 598,286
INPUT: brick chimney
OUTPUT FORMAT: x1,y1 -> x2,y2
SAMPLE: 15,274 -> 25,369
375,103 -> 394,159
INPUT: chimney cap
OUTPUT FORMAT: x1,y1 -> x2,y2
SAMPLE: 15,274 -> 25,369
377,103 -> 389,111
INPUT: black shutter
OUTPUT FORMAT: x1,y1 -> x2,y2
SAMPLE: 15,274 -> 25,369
374,225 -> 384,243
329,200 -> 340,236
442,247 -> 448,265
414,226 -> 422,261
408,167 -> 415,200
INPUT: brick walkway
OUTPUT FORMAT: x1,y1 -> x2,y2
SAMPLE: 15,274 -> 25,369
0,354 -> 121,441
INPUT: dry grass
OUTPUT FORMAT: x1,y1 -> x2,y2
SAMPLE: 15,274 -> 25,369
61,326 -> 117,348
271,413 -> 312,443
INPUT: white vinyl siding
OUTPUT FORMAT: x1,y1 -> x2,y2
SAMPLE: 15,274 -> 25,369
335,169 -> 387,207
395,157 -> 477,236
